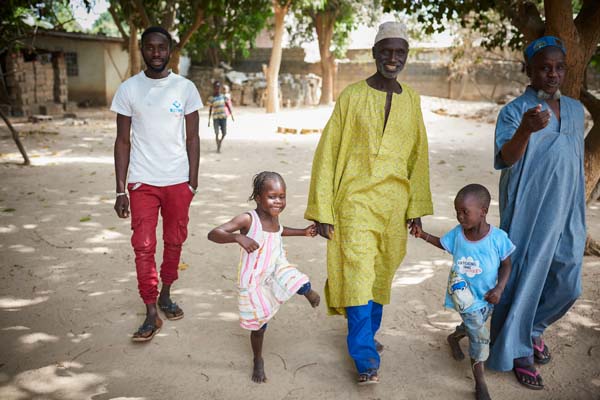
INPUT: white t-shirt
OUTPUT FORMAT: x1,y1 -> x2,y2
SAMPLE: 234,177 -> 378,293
110,71 -> 203,186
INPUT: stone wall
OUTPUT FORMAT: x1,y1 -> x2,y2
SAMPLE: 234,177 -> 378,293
3,51 -> 68,116
188,66 -> 322,108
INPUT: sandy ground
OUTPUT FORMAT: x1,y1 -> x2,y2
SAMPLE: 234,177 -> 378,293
0,96 -> 599,400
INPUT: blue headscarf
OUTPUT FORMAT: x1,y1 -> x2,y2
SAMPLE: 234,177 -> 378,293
525,36 -> 566,61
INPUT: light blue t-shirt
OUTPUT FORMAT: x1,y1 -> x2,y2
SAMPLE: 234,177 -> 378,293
441,225 -> 515,314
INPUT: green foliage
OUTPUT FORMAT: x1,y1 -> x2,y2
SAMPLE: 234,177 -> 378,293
381,1 -> 598,54
89,10 -> 122,36
1,1 -> 36,51
291,0 -> 383,58
186,0 -> 271,65
45,0 -> 84,32
105,0 -> 270,65
382,0 -> 528,51
0,0 -> 87,51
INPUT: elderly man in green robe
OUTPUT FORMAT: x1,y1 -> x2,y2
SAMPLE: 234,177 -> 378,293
305,21 -> 433,384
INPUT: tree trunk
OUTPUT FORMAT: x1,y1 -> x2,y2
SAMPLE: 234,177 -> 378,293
265,1 -> 288,113
167,5 -> 204,74
0,108 -> 30,165
128,19 -> 141,77
584,124 -> 600,201
314,11 -> 336,105
581,89 -> 600,203
585,235 -> 600,257
319,56 -> 336,105
208,46 -> 220,67
553,33 -> 600,204
169,46 -> 181,74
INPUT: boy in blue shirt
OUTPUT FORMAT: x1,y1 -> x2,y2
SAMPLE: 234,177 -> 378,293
412,184 -> 514,400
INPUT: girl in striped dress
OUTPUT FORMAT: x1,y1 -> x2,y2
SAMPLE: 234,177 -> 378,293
208,171 -> 320,383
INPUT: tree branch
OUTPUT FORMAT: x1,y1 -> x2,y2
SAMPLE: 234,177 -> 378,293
273,0 -> 292,14
161,0 -> 177,30
502,1 -> 545,43
132,0 -> 151,29
108,3 -> 129,41
575,0 -> 600,60
544,0 -> 576,38
580,88 -> 600,124
0,108 -> 30,165
175,4 -> 205,50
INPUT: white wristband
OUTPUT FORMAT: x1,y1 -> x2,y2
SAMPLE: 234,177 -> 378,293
116,192 -> 127,197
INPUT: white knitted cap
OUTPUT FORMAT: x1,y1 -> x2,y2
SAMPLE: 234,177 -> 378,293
374,21 -> 408,45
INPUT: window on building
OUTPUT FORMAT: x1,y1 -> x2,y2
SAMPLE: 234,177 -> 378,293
65,52 -> 78,76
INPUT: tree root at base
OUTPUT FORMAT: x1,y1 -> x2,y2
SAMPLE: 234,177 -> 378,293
585,235 -> 600,257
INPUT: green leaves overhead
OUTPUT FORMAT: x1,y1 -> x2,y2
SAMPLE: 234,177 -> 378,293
187,0 -> 272,65
291,0 -> 383,58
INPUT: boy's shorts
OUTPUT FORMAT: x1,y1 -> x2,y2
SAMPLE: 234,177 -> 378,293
456,304 -> 493,362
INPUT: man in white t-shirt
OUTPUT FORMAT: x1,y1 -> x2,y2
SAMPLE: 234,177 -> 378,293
111,26 -> 203,342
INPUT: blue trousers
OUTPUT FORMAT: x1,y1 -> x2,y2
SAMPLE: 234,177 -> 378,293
346,300 -> 383,373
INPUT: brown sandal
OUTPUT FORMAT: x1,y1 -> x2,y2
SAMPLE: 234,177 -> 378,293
131,316 -> 163,342
159,301 -> 184,320
358,369 -> 379,385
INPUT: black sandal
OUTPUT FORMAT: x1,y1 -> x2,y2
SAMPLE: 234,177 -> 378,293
513,366 -> 544,390
159,301 -> 184,320
533,338 -> 551,364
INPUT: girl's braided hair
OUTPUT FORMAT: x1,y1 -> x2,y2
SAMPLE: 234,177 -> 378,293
248,171 -> 285,201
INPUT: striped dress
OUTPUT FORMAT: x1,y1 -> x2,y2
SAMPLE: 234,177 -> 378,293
237,210 -> 309,330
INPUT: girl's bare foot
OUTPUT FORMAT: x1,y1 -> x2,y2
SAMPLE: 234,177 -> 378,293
252,357 -> 267,383
304,289 -> 320,308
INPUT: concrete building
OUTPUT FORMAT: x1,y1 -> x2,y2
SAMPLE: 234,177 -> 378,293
26,31 -> 128,106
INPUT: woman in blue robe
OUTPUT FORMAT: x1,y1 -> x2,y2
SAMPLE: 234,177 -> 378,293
488,36 -> 585,390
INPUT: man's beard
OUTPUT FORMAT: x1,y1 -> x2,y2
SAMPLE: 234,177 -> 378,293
374,57 -> 404,80
144,56 -> 170,73
537,88 -> 561,100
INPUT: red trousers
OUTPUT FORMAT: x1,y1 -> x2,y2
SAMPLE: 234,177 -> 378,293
128,182 -> 194,304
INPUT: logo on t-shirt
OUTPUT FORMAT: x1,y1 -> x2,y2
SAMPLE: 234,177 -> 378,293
456,256 -> 482,277
169,100 -> 183,117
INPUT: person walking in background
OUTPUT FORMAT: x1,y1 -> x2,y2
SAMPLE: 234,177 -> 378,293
208,80 -> 234,153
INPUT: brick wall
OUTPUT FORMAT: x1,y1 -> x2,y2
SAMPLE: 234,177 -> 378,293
4,52 -> 68,116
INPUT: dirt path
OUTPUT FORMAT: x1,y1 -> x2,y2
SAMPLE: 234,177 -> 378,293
0,98 -> 598,400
